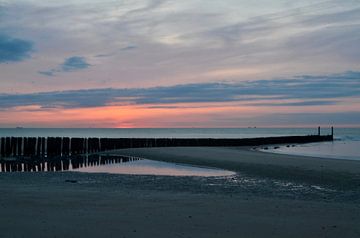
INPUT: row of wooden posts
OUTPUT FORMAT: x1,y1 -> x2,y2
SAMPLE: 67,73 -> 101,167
0,154 -> 141,173
0,134 -> 333,158
0,137 -> 100,157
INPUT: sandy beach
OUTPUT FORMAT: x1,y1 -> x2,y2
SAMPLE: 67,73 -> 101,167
1,146 -> 360,238
2,0 -> 360,236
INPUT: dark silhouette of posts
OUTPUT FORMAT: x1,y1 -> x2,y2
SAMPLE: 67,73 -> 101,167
17,137 -> 23,156
47,137 -> 61,157
62,137 -> 70,156
0,137 -> 5,157
71,138 -> 85,155
0,130 -> 335,163
5,137 -> 11,157
36,137 -> 45,157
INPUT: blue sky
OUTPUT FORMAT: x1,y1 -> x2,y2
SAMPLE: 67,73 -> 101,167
0,0 -> 359,127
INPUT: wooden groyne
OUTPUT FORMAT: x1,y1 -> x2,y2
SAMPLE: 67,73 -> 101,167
0,134 -> 333,158
0,154 -> 141,173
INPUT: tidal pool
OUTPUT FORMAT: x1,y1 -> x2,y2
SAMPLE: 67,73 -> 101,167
0,154 -> 235,177
71,157 -> 235,177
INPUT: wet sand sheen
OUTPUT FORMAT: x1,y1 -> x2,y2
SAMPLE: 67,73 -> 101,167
72,158 -> 236,177
0,146 -> 359,238
114,146 -> 360,187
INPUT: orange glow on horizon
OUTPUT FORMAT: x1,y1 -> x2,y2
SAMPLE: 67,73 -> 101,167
0,103 -> 258,128
0,99 -> 359,128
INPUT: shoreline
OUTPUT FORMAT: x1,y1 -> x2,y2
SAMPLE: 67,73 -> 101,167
112,146 -> 360,172
258,141 -> 360,162
1,146 -> 359,237
110,146 -> 360,188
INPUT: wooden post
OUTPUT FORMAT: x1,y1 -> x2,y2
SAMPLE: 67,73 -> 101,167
5,137 -> 11,157
331,126 -> 334,139
17,137 -> 23,156
0,137 -> 4,157
62,137 -> 70,156
318,126 -> 320,136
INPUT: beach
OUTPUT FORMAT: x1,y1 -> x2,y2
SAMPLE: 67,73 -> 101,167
2,0 -> 360,236
1,146 -> 360,237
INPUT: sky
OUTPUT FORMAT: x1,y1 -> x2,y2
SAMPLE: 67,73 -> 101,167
0,0 -> 359,128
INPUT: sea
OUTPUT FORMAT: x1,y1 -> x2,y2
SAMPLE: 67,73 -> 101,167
0,127 -> 359,161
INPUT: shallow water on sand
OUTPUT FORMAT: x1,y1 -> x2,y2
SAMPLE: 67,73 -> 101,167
263,140 -> 360,161
71,158 -> 236,177
0,154 -> 235,177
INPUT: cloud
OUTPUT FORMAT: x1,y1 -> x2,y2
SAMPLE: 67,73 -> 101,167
1,71 -> 359,109
95,45 -> 137,58
39,56 -> 91,76
207,111 -> 360,127
248,100 -> 338,107
0,34 -> 33,63
1,0 -> 359,90
38,70 -> 55,77
249,112 -> 360,126
61,56 -> 91,72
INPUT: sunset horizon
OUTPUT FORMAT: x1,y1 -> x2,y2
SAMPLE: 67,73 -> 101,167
1,1 -> 360,237
1,0 -> 359,128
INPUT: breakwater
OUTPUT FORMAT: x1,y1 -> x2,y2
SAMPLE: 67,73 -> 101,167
0,154 -> 141,173
0,134 -> 333,158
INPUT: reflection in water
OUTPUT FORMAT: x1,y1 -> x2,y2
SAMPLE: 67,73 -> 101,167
0,155 -> 141,173
0,155 -> 235,177
263,141 -> 360,161
72,158 -> 236,177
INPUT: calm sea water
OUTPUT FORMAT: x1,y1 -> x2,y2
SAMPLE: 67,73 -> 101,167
0,127 -> 359,161
0,127 -> 339,138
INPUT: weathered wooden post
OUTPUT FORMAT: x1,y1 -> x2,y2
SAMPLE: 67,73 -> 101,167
41,137 -> 46,156
10,137 -> 16,156
47,137 -> 54,156
62,137 -> 70,156
331,126 -> 334,139
71,138 -> 85,155
17,137 -> 23,156
318,126 -> 321,136
88,138 -> 92,153
84,138 -> 88,154
0,137 -> 4,157
5,137 -> 11,157
36,137 -> 41,156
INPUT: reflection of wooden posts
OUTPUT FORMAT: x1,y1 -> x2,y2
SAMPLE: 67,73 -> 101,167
318,126 -> 320,136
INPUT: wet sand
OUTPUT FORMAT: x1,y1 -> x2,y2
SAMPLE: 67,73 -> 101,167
116,146 -> 360,187
1,147 -> 360,238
